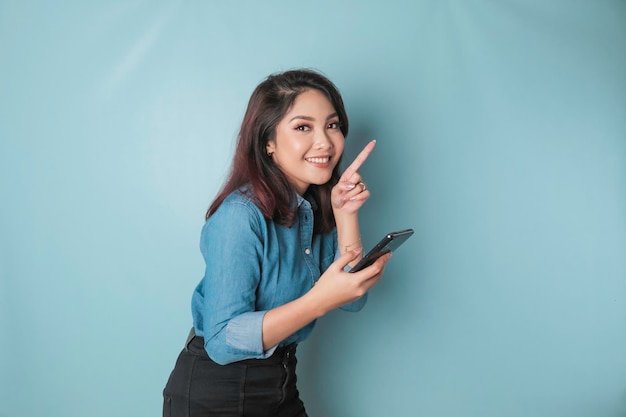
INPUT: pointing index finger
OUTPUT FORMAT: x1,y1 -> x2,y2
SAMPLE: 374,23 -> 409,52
342,140 -> 376,180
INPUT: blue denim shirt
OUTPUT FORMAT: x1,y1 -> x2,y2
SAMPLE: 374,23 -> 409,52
191,189 -> 367,365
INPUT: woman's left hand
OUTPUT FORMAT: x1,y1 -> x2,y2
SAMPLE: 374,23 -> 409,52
331,140 -> 376,215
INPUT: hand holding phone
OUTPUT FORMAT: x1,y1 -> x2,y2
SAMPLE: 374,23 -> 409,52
349,229 -> 414,273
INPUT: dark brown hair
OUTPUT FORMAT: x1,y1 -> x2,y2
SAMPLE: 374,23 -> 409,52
206,69 -> 349,234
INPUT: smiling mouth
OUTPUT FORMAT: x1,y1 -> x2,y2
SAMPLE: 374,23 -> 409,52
305,157 -> 330,164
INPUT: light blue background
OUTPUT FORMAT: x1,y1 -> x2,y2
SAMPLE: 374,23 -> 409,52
1,1 -> 625,416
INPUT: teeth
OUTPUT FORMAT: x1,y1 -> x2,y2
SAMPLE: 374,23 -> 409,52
306,157 -> 329,163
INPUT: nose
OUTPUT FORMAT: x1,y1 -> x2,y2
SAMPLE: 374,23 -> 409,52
314,129 -> 333,150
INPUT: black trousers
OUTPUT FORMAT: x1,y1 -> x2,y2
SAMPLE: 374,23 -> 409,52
163,330 -> 308,417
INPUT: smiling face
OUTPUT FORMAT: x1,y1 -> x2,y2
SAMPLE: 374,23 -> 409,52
266,88 -> 345,195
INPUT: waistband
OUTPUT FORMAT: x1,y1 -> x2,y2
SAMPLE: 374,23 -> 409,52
184,327 -> 297,363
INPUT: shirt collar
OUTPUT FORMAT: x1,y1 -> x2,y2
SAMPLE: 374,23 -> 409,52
296,191 -> 318,211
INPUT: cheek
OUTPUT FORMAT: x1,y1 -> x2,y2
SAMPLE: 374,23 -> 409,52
334,137 -> 345,156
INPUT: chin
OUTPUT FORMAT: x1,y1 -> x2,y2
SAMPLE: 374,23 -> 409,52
314,176 -> 333,186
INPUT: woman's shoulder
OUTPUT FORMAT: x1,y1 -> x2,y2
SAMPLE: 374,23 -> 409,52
200,188 -> 268,247
208,187 -> 265,225
221,187 -> 261,210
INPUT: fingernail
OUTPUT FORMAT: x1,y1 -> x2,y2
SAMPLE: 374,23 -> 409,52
346,184 -> 355,190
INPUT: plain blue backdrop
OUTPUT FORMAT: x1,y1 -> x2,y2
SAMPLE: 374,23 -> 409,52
1,1 -> 625,416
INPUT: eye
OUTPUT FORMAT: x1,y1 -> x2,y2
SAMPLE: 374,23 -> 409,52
327,121 -> 341,129
295,124 -> 311,132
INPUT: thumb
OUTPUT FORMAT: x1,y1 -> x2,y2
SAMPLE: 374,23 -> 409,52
336,247 -> 362,270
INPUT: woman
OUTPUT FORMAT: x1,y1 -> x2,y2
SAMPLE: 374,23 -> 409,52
163,69 -> 391,417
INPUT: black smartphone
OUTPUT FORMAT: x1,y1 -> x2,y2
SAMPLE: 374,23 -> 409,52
348,228 -> 414,273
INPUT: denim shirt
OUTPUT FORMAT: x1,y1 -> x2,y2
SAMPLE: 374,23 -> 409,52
191,189 -> 367,365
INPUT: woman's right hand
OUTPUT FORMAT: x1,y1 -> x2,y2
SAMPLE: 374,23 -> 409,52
306,249 -> 391,316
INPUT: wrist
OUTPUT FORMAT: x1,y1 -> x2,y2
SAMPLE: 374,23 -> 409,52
339,236 -> 362,252
333,209 -> 358,222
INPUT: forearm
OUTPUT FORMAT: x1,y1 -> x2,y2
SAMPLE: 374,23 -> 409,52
261,292 -> 325,350
334,211 -> 362,267
261,248 -> 384,351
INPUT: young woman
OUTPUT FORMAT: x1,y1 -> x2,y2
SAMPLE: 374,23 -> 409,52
163,69 -> 391,417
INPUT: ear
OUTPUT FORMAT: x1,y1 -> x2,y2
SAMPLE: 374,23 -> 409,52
266,140 -> 276,156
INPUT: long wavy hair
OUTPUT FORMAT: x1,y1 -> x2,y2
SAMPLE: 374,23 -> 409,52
206,69 -> 349,234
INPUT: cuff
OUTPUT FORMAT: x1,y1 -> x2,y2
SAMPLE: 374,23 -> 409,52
226,311 -> 277,357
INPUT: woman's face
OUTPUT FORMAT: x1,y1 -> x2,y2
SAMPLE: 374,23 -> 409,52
266,89 -> 345,195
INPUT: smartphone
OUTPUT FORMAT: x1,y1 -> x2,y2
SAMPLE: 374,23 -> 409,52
348,229 -> 414,273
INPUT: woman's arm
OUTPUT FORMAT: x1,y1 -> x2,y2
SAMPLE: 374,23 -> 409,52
334,211 -> 363,268
261,248 -> 390,350
332,140 -> 376,268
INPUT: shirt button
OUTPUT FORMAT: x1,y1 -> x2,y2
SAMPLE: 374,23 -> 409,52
304,248 -> 311,255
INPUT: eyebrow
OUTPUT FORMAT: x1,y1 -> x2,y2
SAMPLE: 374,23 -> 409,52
289,112 -> 338,123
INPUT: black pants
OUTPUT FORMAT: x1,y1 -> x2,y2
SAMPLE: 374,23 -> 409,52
163,330 -> 308,417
